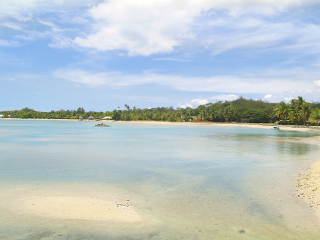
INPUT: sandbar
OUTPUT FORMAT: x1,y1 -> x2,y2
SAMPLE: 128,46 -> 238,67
3,186 -> 148,224
16,195 -> 141,222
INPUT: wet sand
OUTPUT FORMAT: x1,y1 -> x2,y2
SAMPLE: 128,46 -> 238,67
14,195 -> 140,222
296,156 -> 320,215
2,184 -> 157,226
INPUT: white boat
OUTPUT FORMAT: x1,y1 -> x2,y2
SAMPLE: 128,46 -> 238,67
270,126 -> 280,130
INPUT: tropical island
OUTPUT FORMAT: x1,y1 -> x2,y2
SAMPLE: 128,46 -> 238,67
1,96 -> 320,126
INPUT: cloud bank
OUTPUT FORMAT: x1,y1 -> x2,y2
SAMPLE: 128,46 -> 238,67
68,0 -> 320,56
54,68 -> 319,97
3,0 -> 319,57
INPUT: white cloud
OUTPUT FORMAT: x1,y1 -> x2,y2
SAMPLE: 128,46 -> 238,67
263,94 -> 279,102
315,80 -> 320,87
73,0 -> 200,55
178,98 -> 208,109
178,103 -> 193,109
264,94 -> 274,99
0,39 -> 19,47
0,22 -> 22,30
179,94 -> 239,109
0,0 -> 100,19
1,0 -> 320,57
0,0 -> 36,20
208,94 -> 239,101
191,98 -> 209,106
66,0 -> 320,55
53,68 -> 110,87
53,68 -> 319,97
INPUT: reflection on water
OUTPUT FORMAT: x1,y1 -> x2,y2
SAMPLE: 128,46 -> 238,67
276,141 -> 312,156
0,120 -> 320,239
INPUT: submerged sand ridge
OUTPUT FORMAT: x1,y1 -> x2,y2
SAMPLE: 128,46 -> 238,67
3,185 -> 148,224
18,195 -> 141,222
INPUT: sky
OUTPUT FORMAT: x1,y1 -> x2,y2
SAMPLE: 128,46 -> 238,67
1,0 -> 320,111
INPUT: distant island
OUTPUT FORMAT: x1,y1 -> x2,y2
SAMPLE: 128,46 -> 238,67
1,97 -> 320,126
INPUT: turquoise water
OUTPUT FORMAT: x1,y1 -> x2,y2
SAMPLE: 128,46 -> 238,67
1,120 -> 320,239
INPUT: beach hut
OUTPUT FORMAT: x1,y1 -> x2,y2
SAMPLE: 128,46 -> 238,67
88,116 -> 95,120
0,115 -> 3,118
78,116 -> 83,121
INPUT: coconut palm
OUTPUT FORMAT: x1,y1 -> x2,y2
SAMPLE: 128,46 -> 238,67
311,108 -> 320,123
301,101 -> 312,124
274,101 -> 288,121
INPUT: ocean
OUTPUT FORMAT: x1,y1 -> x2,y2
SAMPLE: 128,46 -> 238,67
0,119 -> 320,239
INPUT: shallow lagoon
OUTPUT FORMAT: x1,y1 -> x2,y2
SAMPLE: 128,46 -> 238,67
0,120 -> 320,239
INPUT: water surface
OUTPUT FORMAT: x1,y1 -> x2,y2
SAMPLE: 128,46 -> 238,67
0,120 -> 320,239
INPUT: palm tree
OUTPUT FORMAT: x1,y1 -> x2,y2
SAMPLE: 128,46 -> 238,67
301,101 -> 312,125
288,99 -> 299,124
286,97 -> 310,125
311,108 -> 320,123
274,101 -> 289,122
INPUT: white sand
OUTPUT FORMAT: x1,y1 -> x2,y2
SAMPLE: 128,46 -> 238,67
117,120 -> 320,133
296,158 -> 320,212
291,131 -> 320,218
16,195 -> 141,222
3,185 -> 149,224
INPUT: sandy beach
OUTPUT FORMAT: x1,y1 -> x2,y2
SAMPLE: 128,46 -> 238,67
116,120 -> 320,132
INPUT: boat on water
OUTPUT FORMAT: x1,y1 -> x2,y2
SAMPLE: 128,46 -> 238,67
270,126 -> 280,130
95,123 -> 111,127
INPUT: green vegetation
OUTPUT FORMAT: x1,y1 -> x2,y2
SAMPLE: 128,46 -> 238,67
273,97 -> 315,125
1,96 -> 319,125
241,109 -> 269,123
0,108 -> 107,120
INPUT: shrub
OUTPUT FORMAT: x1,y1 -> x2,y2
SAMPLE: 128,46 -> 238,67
241,109 -> 270,123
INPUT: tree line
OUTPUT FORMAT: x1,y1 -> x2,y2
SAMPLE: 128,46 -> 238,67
1,97 -> 320,125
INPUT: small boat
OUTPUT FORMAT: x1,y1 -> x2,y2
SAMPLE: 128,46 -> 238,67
270,126 -> 280,130
95,123 -> 111,127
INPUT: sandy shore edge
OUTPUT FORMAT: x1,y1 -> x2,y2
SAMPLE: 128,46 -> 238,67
2,118 -> 320,132
295,155 -> 320,216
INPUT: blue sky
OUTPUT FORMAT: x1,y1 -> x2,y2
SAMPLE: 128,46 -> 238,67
1,0 -> 320,111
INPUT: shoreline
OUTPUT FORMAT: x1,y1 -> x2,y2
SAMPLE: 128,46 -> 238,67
115,120 -> 320,133
1,118 -> 320,132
